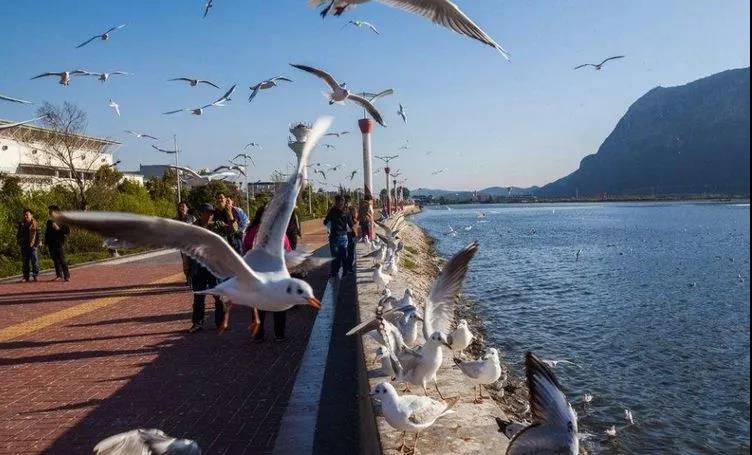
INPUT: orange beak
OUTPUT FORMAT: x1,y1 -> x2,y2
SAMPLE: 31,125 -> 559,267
307,297 -> 321,309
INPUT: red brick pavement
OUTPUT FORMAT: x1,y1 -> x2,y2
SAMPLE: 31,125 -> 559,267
0,251 -> 328,455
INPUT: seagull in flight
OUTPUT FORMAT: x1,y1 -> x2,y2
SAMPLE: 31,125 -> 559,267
431,168 -> 446,175
231,153 -> 256,166
325,130 -> 350,138
322,144 -> 336,149
358,89 -> 395,103
76,25 -> 126,48
290,63 -> 386,126
349,169 -> 358,180
82,71 -> 130,83
0,94 -> 32,104
574,56 -> 625,71
93,428 -> 200,455
397,103 -> 407,123
125,130 -> 159,141
345,20 -> 380,34
212,164 -> 246,177
163,85 -> 236,115
58,117 -> 334,320
505,352 -> 579,454
152,145 -> 178,154
244,142 -> 261,150
248,76 -> 293,102
168,77 -> 221,88
310,0 -> 510,59
108,99 -> 121,117
314,168 -> 327,180
31,70 -> 88,86
203,0 -> 214,17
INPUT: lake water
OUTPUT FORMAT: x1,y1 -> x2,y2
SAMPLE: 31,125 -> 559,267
413,202 -> 750,454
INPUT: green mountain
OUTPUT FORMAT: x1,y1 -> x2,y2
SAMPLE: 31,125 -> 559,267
537,67 -> 750,197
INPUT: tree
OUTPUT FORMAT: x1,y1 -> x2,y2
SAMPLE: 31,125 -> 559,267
33,102 -> 113,209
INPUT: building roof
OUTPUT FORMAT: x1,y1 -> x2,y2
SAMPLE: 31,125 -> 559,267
0,118 -> 120,146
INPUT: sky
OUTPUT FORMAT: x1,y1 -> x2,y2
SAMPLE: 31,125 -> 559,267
0,0 -> 749,193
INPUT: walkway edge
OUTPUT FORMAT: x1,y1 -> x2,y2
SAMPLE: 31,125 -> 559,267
272,278 -> 337,454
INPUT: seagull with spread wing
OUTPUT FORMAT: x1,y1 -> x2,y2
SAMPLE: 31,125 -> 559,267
310,0 -> 509,59
108,99 -> 120,117
0,116 -> 48,131
574,55 -> 625,71
56,117 -> 333,334
163,85 -> 236,115
82,71 -> 130,83
152,144 -> 178,154
169,77 -> 221,88
212,164 -> 246,177
505,352 -> 579,454
76,24 -> 126,48
31,70 -> 88,86
248,76 -> 293,102
397,103 -> 407,123
345,20 -> 380,34
0,94 -> 32,104
324,130 -> 350,138
93,429 -> 200,455
125,130 -> 159,141
290,63 -> 386,126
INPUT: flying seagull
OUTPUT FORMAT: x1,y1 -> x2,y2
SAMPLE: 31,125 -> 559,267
0,94 -> 32,104
82,71 -> 130,83
212,164 -> 246,176
574,56 -> 625,70
244,142 -> 261,150
231,153 -> 256,166
248,77 -> 293,102
358,88 -> 395,103
0,116 -> 48,131
31,70 -> 88,86
163,84 -> 236,115
169,77 -> 221,88
125,130 -> 159,141
108,99 -> 120,117
324,130 -> 350,138
93,429 -> 200,455
152,145 -> 178,154
322,144 -> 336,149
57,117 -> 334,320
203,0 -> 214,17
310,0 -> 510,59
76,25 -> 126,48
505,352 -> 579,454
349,169 -> 358,180
397,103 -> 407,123
290,63 -> 386,126
345,20 -> 380,34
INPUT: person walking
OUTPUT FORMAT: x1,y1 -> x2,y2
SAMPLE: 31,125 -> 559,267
242,204 -> 293,342
44,205 -> 70,282
286,205 -> 301,251
17,208 -> 40,282
345,195 -> 359,274
323,195 -> 354,279
188,203 -> 229,333
174,201 -> 196,285
359,195 -> 375,241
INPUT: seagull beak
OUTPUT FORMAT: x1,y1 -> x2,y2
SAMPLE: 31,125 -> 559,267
307,297 -> 321,309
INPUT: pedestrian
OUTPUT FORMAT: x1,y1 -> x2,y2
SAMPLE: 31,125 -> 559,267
187,203 -> 229,333
214,193 -> 240,250
242,204 -> 293,342
345,195 -> 359,274
323,195 -> 354,279
17,208 -> 40,282
226,197 -> 249,253
44,205 -> 70,282
174,201 -> 196,286
286,205 -> 301,250
359,194 -> 375,241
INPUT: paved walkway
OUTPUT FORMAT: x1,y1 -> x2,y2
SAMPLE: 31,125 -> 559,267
0,221 -> 330,455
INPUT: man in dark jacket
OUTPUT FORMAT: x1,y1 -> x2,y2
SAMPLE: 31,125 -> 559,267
188,203 -> 229,333
323,195 -> 354,278
45,205 -> 71,282
17,208 -> 40,282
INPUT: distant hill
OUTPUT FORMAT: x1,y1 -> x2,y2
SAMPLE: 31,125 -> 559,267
537,67 -> 750,197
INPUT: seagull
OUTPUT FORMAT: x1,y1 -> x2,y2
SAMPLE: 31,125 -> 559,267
495,417 -> 529,440
448,319 -> 473,353
349,170 -> 358,180
314,168 -> 327,180
231,153 -> 256,166
324,130 -> 350,138
624,409 -> 635,425
76,25 -> 126,48
541,359 -> 577,369
0,94 -> 32,104
358,89 -> 395,103
203,0 -> 214,17
375,345 -> 396,377
108,99 -> 120,117
397,103 -> 407,123
93,429 -> 200,455
370,382 -> 456,454
152,144 -> 178,154
83,71 -> 130,83
248,76 -> 293,102
0,116 -> 48,131
454,348 -> 503,403
57,117 -> 333,320
290,63 -> 386,126
31,70 -> 88,86
310,0 -> 510,59
431,168 -> 446,175
576,249 -> 583,261
124,130 -> 159,141
372,263 -> 391,291
574,56 -> 625,71
345,20 -> 380,34
322,144 -> 336,149
582,393 -> 593,404
212,164 -> 246,176
605,426 -> 617,437
169,77 -> 221,88
163,85 -> 236,115
244,142 -> 261,150
505,352 -> 579,455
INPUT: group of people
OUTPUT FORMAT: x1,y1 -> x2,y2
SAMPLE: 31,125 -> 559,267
324,193 -> 374,279
176,193 -> 301,342
16,205 -> 71,283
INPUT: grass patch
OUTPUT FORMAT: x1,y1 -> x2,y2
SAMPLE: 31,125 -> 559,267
401,256 -> 418,272
404,245 -> 418,255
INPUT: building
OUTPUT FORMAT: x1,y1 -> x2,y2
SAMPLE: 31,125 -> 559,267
0,118 -> 119,191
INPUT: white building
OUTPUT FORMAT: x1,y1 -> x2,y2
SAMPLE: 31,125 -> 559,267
0,118 -> 120,191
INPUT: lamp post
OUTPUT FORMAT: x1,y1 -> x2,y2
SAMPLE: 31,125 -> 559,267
375,155 -> 399,215
288,122 -> 313,215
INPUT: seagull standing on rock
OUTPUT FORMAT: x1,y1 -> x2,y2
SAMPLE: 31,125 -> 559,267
453,347 -> 502,403
373,263 -> 392,291
448,319 -> 473,353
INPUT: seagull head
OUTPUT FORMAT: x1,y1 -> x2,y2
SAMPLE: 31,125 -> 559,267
483,348 -> 499,361
403,288 -> 413,299
370,382 -> 397,398
375,345 -> 388,360
428,331 -> 451,349
279,277 -> 321,309
457,319 -> 468,329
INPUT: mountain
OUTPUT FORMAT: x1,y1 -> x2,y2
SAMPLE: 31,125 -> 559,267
537,67 -> 750,197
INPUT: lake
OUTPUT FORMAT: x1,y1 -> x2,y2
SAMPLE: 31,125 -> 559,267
413,202 -> 750,454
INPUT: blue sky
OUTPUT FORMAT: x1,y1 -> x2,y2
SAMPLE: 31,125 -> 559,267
1,0 -> 749,192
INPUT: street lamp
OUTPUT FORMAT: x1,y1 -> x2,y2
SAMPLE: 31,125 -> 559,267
288,122 -> 313,215
375,155 -> 399,214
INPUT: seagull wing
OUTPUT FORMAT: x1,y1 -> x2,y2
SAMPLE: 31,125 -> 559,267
369,88 -> 395,102
289,64 -> 341,91
76,36 -> 99,48
31,72 -> 63,80
453,357 -> 484,379
347,93 -> 386,126
248,85 -> 261,102
599,55 -> 625,66
377,0 -> 510,59
167,164 -> 202,179
142,134 -> 159,141
573,64 -> 593,70
104,24 -> 127,34
199,80 -> 221,89
57,211 -> 261,284
169,77 -> 194,83
111,71 -> 130,76
213,84 -> 236,105
271,76 -> 294,83
162,108 -> 187,115
244,116 -> 333,272
93,429 -> 151,455
405,395 -> 454,425
0,94 -> 32,104
0,116 -> 47,131
422,241 -> 479,339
